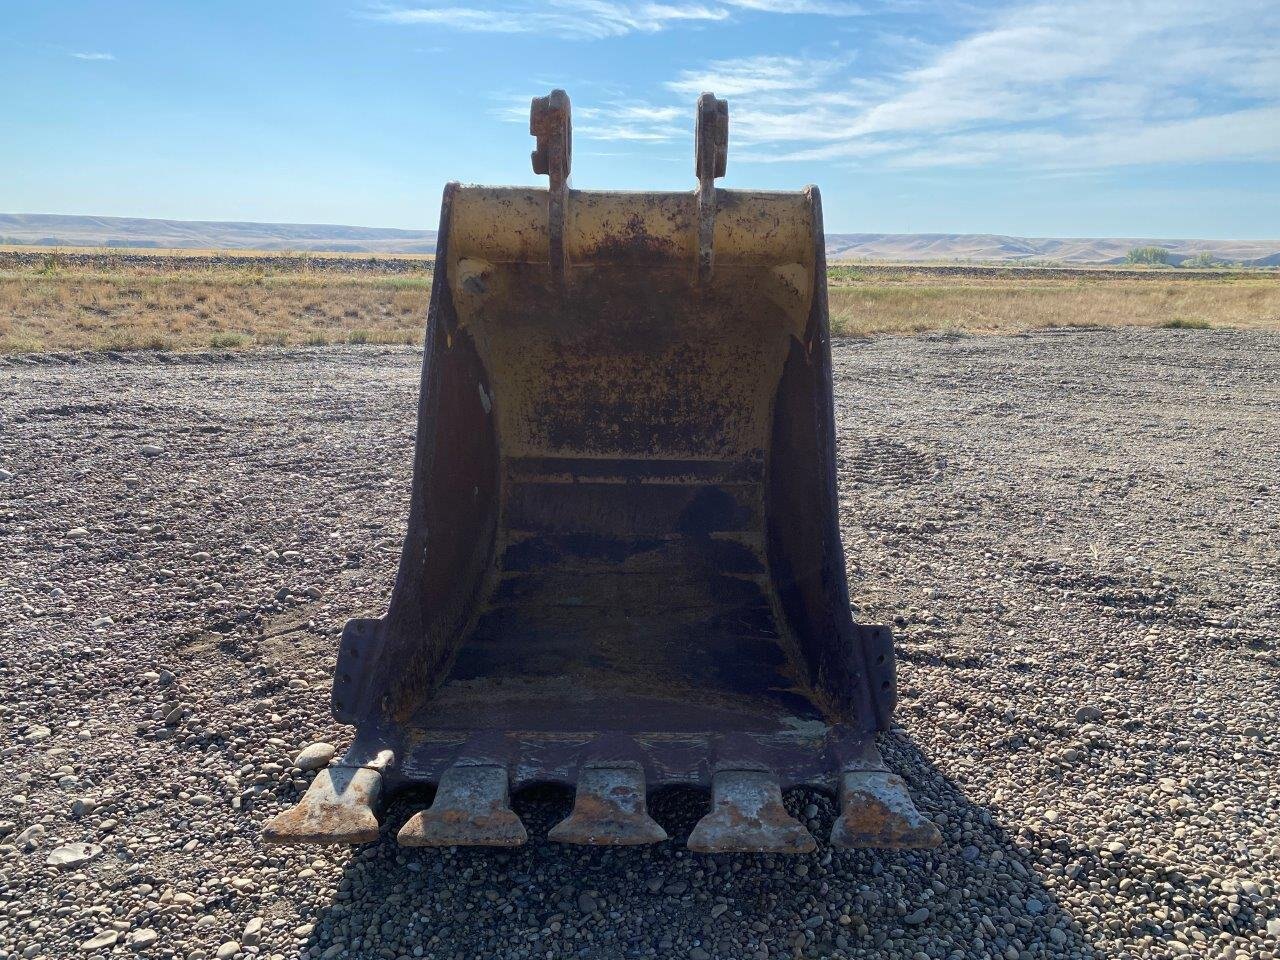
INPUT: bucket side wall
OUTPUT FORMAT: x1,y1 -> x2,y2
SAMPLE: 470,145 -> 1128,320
336,183 -> 503,725
765,186 -> 881,732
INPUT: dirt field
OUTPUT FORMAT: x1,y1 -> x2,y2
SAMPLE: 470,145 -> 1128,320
2,328 -> 1277,960
2,250 -> 1277,353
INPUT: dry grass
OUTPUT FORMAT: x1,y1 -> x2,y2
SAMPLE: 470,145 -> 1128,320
827,272 -> 1280,337
0,262 -> 430,353
1,254 -> 1277,354
0,244 -> 435,262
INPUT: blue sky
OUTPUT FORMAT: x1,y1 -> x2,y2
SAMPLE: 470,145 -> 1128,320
4,0 -> 1279,237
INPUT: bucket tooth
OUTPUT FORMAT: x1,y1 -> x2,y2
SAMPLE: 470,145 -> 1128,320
263,765 -> 385,845
688,770 -> 815,854
549,763 -> 668,846
397,765 -> 526,847
830,770 -> 941,849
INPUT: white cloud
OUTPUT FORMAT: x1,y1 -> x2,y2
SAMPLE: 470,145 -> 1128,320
488,91 -> 688,141
458,0 -> 1280,170
492,58 -> 849,143
725,0 -> 863,12
71,52 -> 115,61
695,0 -> 1280,169
376,8 -> 533,32
665,54 -> 844,97
834,0 -> 1279,140
576,102 -> 687,140
370,1 -> 729,38
890,105 -> 1280,170
369,0 -> 864,39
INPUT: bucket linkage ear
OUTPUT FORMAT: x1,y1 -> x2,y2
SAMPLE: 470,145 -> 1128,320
695,92 -> 728,286
531,89 -> 572,291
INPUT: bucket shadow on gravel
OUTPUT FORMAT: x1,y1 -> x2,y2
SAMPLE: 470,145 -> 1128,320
293,739 -> 1101,960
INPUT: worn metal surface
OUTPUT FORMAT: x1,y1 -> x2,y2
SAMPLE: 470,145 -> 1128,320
530,89 -> 571,291
262,765 -> 384,845
548,763 -> 668,845
397,765 -> 527,847
688,770 -> 816,854
695,92 -> 728,285
271,88 -> 934,849
831,770 -> 942,850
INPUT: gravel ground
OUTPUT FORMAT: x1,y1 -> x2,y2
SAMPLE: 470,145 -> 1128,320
1,328 -> 1277,960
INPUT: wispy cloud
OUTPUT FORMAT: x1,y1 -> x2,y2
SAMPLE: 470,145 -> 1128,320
377,8 -> 533,32
759,0 -> 1280,168
723,0 -> 863,12
576,102 -> 687,141
553,0 -> 1280,170
490,91 -> 688,141
468,0 -> 1279,172
665,54 -> 845,98
495,56 -> 854,143
889,105 -> 1280,170
71,51 -> 115,61
369,1 -> 729,39
368,0 -> 863,39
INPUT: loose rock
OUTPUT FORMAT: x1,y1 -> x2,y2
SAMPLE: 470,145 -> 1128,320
293,741 -> 336,771
16,824 -> 46,850
79,931 -> 118,951
45,842 -> 102,869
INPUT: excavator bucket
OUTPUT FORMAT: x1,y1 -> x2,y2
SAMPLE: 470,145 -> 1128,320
265,90 -> 939,853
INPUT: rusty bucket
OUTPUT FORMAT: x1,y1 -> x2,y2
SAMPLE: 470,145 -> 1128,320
264,90 -> 938,853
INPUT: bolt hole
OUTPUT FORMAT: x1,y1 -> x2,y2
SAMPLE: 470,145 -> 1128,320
875,654 -> 886,665
880,680 -> 891,692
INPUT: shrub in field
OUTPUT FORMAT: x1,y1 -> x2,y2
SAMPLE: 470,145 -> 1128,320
1183,252 -> 1219,268
1126,246 -> 1172,265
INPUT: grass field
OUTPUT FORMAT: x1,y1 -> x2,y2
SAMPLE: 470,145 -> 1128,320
0,260 -> 430,353
1,251 -> 1277,353
825,266 -> 1280,337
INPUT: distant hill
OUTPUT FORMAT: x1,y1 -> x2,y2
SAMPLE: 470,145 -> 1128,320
823,233 -> 1280,266
0,214 -> 437,254
3,214 -> 1277,265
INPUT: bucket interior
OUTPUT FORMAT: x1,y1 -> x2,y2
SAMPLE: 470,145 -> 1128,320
398,188 -> 838,735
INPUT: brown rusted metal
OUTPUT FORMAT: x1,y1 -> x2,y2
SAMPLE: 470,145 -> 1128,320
688,770 -> 815,854
549,763 -> 668,845
268,89 -> 935,850
530,88 -> 571,291
695,92 -> 728,285
831,771 -> 941,849
397,764 -> 527,847
830,749 -> 941,849
263,747 -> 393,845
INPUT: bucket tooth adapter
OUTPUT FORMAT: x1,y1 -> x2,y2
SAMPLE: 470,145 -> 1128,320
264,89 -> 938,853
